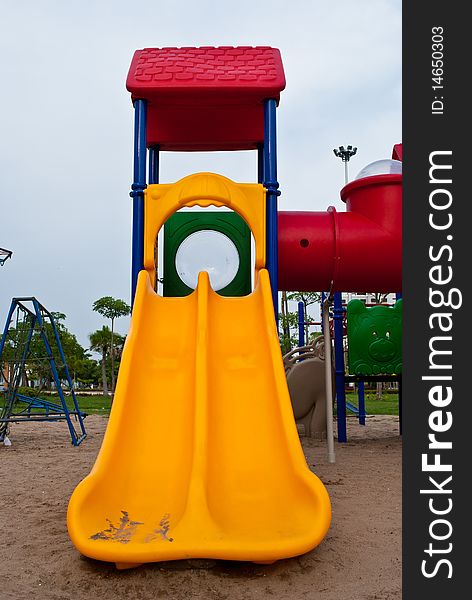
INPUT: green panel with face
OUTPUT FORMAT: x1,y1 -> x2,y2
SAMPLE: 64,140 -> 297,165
163,211 -> 251,297
347,299 -> 402,375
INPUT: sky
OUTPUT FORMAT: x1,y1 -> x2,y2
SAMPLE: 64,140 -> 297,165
0,0 -> 401,349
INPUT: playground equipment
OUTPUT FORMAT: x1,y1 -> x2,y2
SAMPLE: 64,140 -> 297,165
67,46 -> 401,567
328,291 -> 403,439
347,299 -> 402,376
283,337 -> 334,439
0,297 -> 87,446
344,297 -> 403,430
278,157 -> 402,293
68,47 -> 331,568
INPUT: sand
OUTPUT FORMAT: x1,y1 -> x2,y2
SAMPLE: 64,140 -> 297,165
0,415 -> 401,600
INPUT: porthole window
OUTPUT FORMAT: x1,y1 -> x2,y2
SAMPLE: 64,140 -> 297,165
175,230 -> 240,291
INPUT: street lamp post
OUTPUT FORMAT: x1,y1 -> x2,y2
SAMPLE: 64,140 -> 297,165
333,145 -> 358,184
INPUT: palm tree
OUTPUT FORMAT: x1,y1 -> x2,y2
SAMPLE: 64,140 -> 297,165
92,297 -> 130,393
89,326 -> 111,396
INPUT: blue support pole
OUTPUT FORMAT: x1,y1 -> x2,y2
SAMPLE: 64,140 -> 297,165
263,99 -> 280,324
298,301 -> 305,347
149,144 -> 160,184
0,299 -> 17,357
46,304 -> 86,439
358,380 -> 366,425
333,291 -> 347,442
12,314 -> 36,396
33,299 -> 86,446
257,143 -> 264,184
130,99 -> 148,306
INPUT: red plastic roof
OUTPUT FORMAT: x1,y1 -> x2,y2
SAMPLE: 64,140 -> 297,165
126,46 -> 285,100
126,46 -> 286,151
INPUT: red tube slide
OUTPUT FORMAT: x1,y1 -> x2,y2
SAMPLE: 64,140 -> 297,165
278,174 -> 402,293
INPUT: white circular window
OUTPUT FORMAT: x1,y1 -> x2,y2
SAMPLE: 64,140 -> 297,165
175,230 -> 240,291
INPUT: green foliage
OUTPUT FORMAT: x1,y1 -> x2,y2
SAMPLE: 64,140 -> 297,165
1,312 -> 100,389
278,291 -> 321,354
286,291 -> 320,306
89,326 -> 111,395
278,311 -> 299,354
89,326 -> 126,395
89,326 -> 112,354
92,297 -> 130,322
92,296 -> 130,393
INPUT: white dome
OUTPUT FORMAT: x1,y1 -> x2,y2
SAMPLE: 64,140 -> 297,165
354,159 -> 402,181
175,230 -> 240,291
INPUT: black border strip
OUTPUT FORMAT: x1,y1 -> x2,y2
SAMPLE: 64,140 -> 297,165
403,4 -> 467,597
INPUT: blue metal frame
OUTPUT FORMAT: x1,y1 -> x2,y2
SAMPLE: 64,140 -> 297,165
35,299 -> 87,441
149,144 -> 160,184
0,298 -> 87,445
0,300 -> 17,357
15,393 -> 81,415
333,291 -> 347,442
298,301 -> 305,347
263,99 -> 280,324
357,380 -> 366,425
130,99 -> 148,305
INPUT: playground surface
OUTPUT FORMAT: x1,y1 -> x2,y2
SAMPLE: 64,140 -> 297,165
0,415 -> 401,600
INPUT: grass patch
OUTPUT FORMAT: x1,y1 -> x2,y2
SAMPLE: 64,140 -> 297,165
3,390 -> 399,418
68,395 -> 112,414
1,393 -> 112,415
345,392 -> 399,416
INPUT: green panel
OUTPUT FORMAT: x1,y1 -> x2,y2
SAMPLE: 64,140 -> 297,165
163,211 -> 251,297
347,299 -> 402,375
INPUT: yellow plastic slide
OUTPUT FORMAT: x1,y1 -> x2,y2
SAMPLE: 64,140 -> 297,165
67,269 -> 331,567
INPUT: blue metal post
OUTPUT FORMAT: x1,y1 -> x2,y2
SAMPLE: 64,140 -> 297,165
0,300 -> 17,357
46,304 -> 86,440
33,299 -> 86,446
130,99 -> 148,306
298,301 -> 305,347
358,380 -> 366,425
263,99 -> 280,324
149,144 -> 160,184
333,291 -> 347,442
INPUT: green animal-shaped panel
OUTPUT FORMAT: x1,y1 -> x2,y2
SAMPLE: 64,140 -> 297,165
347,300 -> 402,376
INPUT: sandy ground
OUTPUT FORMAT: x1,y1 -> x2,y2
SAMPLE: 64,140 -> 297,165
0,415 -> 401,600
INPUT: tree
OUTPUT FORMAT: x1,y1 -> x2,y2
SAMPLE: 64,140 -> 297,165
1,313 -> 99,391
92,297 -> 130,393
89,326 -> 112,396
278,310 -> 299,354
287,291 -> 321,344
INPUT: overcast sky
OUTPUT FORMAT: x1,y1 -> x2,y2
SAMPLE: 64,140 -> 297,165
0,0 -> 401,349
